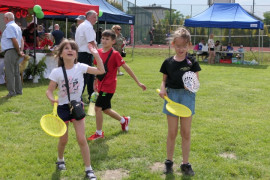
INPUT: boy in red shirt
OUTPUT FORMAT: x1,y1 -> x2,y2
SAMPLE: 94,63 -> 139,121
88,30 -> 146,140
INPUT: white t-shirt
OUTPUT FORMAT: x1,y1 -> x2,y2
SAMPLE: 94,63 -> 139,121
75,20 -> 96,53
49,63 -> 88,105
208,39 -> 215,48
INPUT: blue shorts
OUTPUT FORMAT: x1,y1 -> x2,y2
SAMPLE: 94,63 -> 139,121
57,102 -> 85,122
163,88 -> 196,117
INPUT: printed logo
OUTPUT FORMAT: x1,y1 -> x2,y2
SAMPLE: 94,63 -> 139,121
180,67 -> 190,71
250,24 -> 258,27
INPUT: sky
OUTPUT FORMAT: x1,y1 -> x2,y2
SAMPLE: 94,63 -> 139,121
132,0 -> 270,19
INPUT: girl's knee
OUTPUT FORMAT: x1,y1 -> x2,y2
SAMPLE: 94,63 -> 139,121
168,131 -> 178,140
77,136 -> 87,146
181,131 -> 191,140
59,138 -> 68,146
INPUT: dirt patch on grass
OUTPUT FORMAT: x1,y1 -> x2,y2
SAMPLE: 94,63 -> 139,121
219,152 -> 237,159
150,162 -> 164,172
98,168 -> 129,180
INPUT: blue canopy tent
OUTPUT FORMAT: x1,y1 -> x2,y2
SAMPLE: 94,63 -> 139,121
184,3 -> 265,63
184,3 -> 264,29
75,0 -> 134,25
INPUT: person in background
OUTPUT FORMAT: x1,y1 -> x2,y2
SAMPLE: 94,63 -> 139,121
76,15 -> 86,26
149,27 -> 154,46
96,27 -> 103,48
196,39 -> 208,61
37,24 -> 45,39
70,23 -> 76,40
236,45 -> 244,60
215,40 -> 222,63
112,25 -> 125,76
51,24 -> 64,47
208,34 -> 215,64
22,22 -> 39,50
1,12 -> 24,97
226,42 -> 234,58
75,10 -> 97,103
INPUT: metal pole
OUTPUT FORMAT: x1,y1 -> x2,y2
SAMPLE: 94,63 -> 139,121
169,0 -> 172,57
66,18 -> 68,38
131,0 -> 136,61
191,5 -> 192,17
258,29 -> 260,63
253,0 -> 255,15
33,13 -> 36,64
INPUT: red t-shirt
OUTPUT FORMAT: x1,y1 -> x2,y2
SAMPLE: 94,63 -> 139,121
94,48 -> 125,93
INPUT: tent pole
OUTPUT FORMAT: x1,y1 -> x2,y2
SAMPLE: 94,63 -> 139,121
258,29 -> 260,64
66,18 -> 68,38
262,29 -> 264,64
132,25 -> 134,61
194,27 -> 196,46
33,13 -> 37,65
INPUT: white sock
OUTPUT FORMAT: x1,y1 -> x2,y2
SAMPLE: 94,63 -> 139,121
85,165 -> 93,171
96,130 -> 102,135
57,157 -> 64,162
120,117 -> 125,124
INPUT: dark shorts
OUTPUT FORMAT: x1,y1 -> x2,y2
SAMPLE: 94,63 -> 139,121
57,102 -> 85,122
210,48 -> 215,51
95,91 -> 114,111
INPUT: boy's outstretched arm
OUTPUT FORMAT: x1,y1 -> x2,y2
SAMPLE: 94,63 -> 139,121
122,64 -> 146,91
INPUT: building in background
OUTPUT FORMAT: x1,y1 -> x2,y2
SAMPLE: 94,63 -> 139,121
209,0 -> 235,5
140,4 -> 171,24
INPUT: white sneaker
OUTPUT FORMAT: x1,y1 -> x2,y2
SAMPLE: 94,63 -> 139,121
118,72 -> 124,76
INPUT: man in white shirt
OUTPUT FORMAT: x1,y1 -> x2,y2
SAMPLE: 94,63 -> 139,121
1,12 -> 24,97
75,10 -> 98,102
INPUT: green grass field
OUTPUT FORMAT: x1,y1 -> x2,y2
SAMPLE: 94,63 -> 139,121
0,48 -> 270,180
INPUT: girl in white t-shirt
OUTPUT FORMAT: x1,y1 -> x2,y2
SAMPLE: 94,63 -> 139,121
46,39 -> 104,180
208,34 -> 215,64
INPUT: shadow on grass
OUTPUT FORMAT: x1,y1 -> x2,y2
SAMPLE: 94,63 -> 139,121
0,94 -> 15,105
181,175 -> 192,180
165,173 -> 175,180
51,168 -> 61,180
88,131 -> 126,163
199,61 -> 269,69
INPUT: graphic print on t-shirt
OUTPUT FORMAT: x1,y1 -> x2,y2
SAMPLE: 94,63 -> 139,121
59,76 -> 80,98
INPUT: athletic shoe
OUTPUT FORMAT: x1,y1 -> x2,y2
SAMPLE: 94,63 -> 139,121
121,116 -> 130,131
87,132 -> 104,141
164,159 -> 173,174
117,72 -> 124,76
85,170 -> 97,180
56,161 -> 66,171
180,163 -> 195,176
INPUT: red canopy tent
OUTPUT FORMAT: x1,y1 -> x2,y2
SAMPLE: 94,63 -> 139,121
0,0 -> 99,15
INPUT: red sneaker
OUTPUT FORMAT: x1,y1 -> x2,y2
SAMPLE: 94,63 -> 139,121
121,116 -> 130,131
87,132 -> 104,141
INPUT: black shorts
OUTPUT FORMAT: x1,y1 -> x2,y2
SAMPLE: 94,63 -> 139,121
95,91 -> 114,111
210,48 -> 215,51
57,102 -> 85,122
